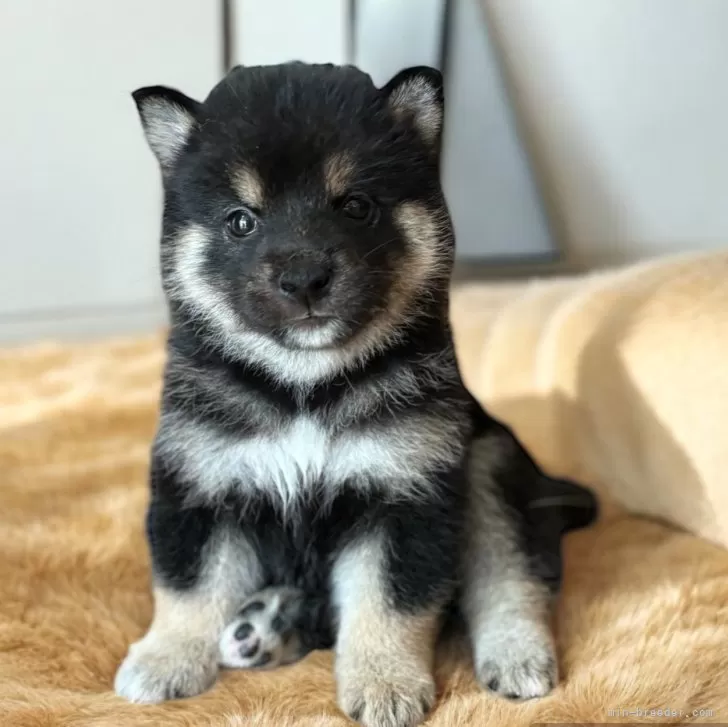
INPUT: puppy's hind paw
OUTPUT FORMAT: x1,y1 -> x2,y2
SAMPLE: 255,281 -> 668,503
476,630 -> 557,700
219,586 -> 306,670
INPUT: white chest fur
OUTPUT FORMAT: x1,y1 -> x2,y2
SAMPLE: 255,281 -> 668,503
158,412 -> 465,509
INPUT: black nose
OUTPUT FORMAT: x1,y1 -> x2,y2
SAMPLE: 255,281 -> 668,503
277,258 -> 333,305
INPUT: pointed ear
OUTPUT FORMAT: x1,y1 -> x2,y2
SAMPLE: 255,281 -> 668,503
382,66 -> 444,147
131,85 -> 201,172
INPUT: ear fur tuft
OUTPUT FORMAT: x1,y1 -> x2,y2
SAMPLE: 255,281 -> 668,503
382,66 -> 444,145
131,85 -> 200,171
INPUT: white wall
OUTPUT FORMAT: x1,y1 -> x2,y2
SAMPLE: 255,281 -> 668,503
232,0 -> 348,66
442,0 -> 555,260
0,2 -> 221,342
486,0 -> 728,267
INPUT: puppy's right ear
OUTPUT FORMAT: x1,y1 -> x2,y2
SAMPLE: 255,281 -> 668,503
132,86 -> 201,172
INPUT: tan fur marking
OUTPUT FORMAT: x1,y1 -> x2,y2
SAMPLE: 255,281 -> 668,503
393,202 -> 450,288
333,536 -> 439,726
334,202 -> 451,372
148,586 -> 226,642
381,202 -> 449,328
115,587 -> 224,703
324,151 -> 355,197
231,165 -> 265,209
115,530 -> 263,703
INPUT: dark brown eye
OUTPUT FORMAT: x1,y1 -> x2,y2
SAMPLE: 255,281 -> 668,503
341,194 -> 378,224
226,208 -> 257,237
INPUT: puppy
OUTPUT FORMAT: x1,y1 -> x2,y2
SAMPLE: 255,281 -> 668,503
115,62 -> 597,727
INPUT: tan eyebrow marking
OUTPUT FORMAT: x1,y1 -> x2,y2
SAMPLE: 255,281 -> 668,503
323,151 -> 355,198
230,164 -> 265,209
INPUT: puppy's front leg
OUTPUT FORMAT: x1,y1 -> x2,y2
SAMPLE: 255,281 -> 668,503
115,465 -> 263,703
333,510 -> 457,727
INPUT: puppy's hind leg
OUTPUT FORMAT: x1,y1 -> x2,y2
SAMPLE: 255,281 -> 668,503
461,433 -> 557,701
461,423 -> 597,700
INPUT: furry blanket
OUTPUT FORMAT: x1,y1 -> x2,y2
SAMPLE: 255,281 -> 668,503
2,251 -> 728,725
452,250 -> 728,549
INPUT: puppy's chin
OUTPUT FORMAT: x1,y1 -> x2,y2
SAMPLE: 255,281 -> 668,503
279,317 -> 350,351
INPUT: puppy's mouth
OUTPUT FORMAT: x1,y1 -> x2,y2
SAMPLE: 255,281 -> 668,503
281,314 -> 348,350
287,313 -> 336,328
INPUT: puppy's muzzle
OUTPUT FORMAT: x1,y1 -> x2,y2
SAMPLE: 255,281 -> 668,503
274,252 -> 335,309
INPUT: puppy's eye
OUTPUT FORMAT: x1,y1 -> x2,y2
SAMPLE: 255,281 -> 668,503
341,194 -> 378,224
226,208 -> 257,238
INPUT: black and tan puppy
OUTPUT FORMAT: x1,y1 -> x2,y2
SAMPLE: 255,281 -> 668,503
115,62 -> 596,727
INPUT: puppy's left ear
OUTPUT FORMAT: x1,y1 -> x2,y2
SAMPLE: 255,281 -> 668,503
382,66 -> 444,147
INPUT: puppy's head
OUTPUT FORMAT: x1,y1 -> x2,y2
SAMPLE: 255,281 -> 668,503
133,63 -> 453,372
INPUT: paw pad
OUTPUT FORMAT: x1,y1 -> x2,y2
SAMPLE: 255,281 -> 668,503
218,587 -> 305,670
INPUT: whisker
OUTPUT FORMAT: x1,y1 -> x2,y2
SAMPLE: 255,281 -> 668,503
360,237 -> 399,260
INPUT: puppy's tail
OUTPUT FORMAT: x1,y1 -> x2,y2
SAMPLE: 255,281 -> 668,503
523,475 -> 598,593
527,475 -> 599,536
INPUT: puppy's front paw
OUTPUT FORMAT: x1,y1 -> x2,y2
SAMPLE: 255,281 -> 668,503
475,623 -> 557,700
115,634 -> 218,703
339,668 -> 435,727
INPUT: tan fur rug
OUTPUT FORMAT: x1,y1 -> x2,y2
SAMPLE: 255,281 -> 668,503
2,265 -> 728,723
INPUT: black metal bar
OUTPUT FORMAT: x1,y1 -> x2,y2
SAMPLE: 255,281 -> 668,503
221,0 -> 234,72
438,0 -> 454,153
347,0 -> 358,65
438,0 -> 454,75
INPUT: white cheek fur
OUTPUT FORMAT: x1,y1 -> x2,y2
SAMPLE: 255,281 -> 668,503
167,226 -> 367,388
